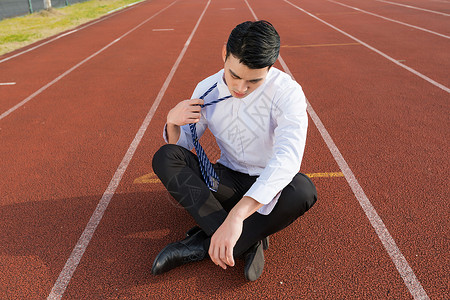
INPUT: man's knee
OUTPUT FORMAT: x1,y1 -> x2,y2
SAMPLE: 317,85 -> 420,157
296,173 -> 317,211
152,144 -> 183,174
279,173 -> 317,217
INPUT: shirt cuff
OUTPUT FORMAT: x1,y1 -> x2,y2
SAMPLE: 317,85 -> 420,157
163,123 -> 170,143
163,123 -> 190,147
244,181 -> 280,206
257,191 -> 281,215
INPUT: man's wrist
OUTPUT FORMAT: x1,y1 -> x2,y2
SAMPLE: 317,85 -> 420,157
227,209 -> 246,223
228,196 -> 262,222
166,120 -> 179,128
166,122 -> 181,144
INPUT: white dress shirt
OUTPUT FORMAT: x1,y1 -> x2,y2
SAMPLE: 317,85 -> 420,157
164,67 -> 308,214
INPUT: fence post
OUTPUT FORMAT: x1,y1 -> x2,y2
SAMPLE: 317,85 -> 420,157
28,0 -> 34,13
44,0 -> 52,10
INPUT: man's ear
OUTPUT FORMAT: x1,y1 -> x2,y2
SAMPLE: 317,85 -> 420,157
222,44 -> 227,62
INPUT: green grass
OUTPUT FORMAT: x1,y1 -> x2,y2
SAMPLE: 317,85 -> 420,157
0,0 -> 145,56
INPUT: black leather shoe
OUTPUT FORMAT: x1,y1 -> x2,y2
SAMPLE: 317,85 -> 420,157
185,225 -> 201,237
152,229 -> 207,275
262,236 -> 270,250
244,240 -> 265,281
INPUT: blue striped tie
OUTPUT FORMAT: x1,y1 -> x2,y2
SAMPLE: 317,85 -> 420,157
189,82 -> 231,192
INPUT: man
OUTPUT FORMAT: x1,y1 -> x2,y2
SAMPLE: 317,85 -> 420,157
151,20 -> 317,281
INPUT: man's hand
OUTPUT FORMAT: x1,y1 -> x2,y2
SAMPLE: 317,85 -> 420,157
208,214 -> 243,269
167,98 -> 204,126
166,98 -> 204,144
208,196 -> 264,270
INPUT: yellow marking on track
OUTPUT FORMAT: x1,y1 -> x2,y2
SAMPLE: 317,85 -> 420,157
282,43 -> 360,48
133,171 -> 344,184
305,172 -> 344,178
133,173 -> 161,184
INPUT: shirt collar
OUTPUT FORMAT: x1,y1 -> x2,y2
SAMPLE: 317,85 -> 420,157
217,69 -> 230,97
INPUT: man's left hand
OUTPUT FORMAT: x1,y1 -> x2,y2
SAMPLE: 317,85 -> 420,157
208,214 -> 243,269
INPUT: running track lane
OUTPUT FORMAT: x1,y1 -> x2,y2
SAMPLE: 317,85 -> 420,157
286,0 -> 450,89
250,1 -> 429,299
47,0 -> 212,297
253,0 -> 448,297
0,0 -> 146,64
374,0 -> 450,15
327,0 -> 450,36
0,0 -> 448,298
59,0 -> 410,298
0,0 -> 172,116
58,0 -> 443,298
0,0 -> 204,298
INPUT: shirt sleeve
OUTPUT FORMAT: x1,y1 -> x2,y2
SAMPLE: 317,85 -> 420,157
244,83 -> 308,207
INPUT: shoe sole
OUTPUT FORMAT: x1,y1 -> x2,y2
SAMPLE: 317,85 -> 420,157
244,243 -> 265,281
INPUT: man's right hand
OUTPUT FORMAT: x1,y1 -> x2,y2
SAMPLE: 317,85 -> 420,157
167,98 -> 204,126
166,99 -> 204,144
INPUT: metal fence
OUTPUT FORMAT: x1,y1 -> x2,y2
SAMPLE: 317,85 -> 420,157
0,0 -> 89,20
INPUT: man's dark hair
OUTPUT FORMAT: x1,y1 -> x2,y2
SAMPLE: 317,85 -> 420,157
226,20 -> 280,69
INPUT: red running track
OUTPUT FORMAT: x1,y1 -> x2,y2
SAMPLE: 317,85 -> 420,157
0,0 -> 448,298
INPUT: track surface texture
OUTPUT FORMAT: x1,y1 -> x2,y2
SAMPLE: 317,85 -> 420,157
0,0 -> 448,299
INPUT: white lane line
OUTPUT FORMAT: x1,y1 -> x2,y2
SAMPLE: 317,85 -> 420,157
284,0 -> 449,94
107,0 -> 145,14
327,0 -> 450,39
152,28 -> 175,31
0,82 -> 16,85
0,1 -> 178,122
58,29 -> 79,38
245,0 -> 430,299
245,0 -> 258,19
46,1 -> 211,299
0,1 -> 146,64
375,0 -> 450,16
304,100 -> 430,300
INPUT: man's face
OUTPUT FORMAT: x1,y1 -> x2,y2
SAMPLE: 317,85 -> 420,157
222,47 -> 269,99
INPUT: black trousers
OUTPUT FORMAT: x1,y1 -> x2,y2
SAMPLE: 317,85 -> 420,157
152,144 -> 317,257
